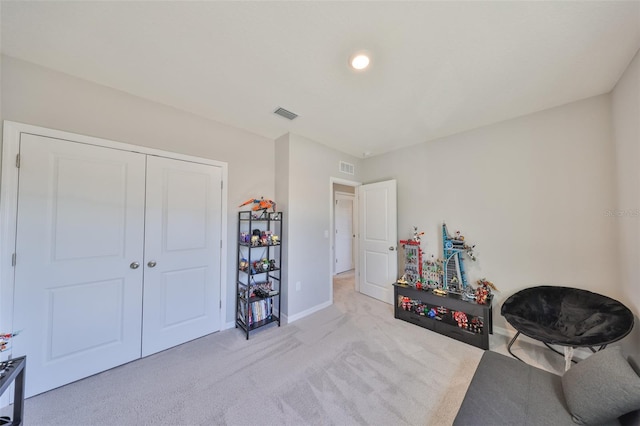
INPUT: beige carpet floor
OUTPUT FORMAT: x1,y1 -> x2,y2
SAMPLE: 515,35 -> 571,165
13,271 -> 487,425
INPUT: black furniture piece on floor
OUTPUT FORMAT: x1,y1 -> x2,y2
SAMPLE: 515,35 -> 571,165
501,286 -> 634,362
393,283 -> 493,349
235,210 -> 283,339
0,356 -> 25,426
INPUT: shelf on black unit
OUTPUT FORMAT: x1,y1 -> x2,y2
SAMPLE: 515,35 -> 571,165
250,315 -> 279,330
238,294 -> 280,303
236,315 -> 280,332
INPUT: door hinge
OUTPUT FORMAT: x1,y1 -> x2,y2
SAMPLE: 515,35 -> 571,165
220,240 -> 223,249
11,253 -> 16,266
221,181 -> 223,190
15,154 -> 20,168
220,300 -> 222,309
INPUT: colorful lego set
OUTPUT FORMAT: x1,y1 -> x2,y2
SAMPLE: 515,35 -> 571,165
397,222 -> 496,303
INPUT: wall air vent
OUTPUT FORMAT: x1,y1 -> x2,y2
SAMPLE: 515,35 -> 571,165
273,107 -> 298,120
339,161 -> 355,175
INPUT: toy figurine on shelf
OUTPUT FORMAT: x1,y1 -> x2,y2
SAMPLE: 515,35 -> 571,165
239,197 -> 277,212
462,285 -> 476,301
453,311 -> 468,329
263,230 -> 273,244
401,296 -> 411,310
239,258 -> 249,272
0,332 -> 19,352
470,317 -> 484,333
412,226 -> 424,243
475,278 -> 497,304
465,244 -> 477,261
400,227 -> 425,287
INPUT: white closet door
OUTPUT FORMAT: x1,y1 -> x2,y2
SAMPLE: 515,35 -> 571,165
141,156 -> 222,356
13,134 -> 146,397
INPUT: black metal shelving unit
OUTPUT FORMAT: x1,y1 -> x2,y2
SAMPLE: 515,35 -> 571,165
236,210 -> 283,339
0,356 -> 25,426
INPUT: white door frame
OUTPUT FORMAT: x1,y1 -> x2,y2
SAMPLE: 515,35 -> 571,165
0,121 -> 229,359
329,177 -> 361,303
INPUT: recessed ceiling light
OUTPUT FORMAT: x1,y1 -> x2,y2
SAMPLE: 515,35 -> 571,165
350,52 -> 370,70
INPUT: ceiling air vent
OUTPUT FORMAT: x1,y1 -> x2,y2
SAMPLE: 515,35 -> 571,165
339,161 -> 355,175
273,107 -> 298,120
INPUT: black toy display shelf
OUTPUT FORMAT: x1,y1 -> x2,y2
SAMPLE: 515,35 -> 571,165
236,210 -> 283,339
393,284 -> 493,350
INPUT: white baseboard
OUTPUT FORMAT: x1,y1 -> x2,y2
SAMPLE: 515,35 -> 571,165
285,300 -> 332,324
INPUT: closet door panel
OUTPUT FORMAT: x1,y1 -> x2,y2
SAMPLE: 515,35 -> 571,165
13,134 -> 146,397
142,156 -> 222,356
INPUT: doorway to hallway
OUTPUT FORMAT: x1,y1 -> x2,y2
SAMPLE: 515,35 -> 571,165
334,191 -> 355,274
333,269 -> 356,304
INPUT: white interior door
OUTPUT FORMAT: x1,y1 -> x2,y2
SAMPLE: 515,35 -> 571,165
358,180 -> 398,304
141,156 -> 222,356
335,194 -> 354,274
12,134 -> 146,397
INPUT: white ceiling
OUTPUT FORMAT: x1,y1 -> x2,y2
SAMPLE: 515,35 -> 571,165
2,1 -> 639,158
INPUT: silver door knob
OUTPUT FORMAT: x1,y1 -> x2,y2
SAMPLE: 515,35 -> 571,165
389,246 -> 395,251
147,261 -> 157,268
130,262 -> 140,269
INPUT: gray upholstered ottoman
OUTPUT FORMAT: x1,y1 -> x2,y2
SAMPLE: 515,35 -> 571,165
454,349 -> 640,426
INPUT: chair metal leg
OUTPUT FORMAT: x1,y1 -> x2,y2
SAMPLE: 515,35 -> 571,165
507,331 -> 524,362
544,342 -> 578,364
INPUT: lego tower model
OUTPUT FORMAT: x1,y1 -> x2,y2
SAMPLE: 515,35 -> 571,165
399,227 -> 424,287
441,222 -> 474,293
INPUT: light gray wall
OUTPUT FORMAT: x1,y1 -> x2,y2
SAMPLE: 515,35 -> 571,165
612,49 -> 640,359
362,95 -> 620,331
274,133 -> 290,317
280,133 -> 362,320
0,55 -> 275,326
